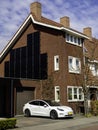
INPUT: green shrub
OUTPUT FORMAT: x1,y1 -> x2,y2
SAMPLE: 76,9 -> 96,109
0,118 -> 16,130
91,100 -> 98,116
85,113 -> 92,117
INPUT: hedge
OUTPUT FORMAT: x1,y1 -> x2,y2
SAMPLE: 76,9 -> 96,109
0,118 -> 17,130
91,100 -> 98,116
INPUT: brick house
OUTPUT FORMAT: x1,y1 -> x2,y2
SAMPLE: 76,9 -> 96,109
0,2 -> 89,117
84,31 -> 98,107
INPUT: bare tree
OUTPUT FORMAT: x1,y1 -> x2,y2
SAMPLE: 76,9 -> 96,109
41,74 -> 54,100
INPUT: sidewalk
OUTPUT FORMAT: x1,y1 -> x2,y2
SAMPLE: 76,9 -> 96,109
79,125 -> 98,130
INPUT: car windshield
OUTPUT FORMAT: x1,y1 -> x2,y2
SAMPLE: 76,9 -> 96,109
45,100 -> 60,106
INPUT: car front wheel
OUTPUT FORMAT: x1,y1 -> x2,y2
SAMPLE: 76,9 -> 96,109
50,110 -> 58,119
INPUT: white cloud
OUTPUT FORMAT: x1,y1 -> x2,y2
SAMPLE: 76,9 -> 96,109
0,0 -> 98,52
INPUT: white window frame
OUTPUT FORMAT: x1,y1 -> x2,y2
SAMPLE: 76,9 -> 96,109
66,33 -> 83,47
68,56 -> 81,74
54,55 -> 59,71
55,86 -> 60,102
67,86 -> 84,102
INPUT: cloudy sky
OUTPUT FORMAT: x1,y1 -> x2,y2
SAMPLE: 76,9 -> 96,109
0,0 -> 98,52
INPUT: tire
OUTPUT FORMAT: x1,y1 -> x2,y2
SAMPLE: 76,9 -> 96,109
25,109 -> 31,117
50,110 -> 58,119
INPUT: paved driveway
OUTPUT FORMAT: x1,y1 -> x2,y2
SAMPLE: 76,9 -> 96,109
13,115 -> 98,130
15,116 -> 59,128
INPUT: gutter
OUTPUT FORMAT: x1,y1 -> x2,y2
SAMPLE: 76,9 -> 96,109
30,14 -> 89,39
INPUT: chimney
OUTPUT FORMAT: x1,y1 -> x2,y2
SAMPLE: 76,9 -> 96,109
83,27 -> 92,39
60,16 -> 70,28
30,2 -> 41,20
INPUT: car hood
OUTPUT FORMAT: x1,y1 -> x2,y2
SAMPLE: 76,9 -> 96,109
52,106 -> 73,111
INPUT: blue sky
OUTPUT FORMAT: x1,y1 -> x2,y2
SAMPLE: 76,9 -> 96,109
0,0 -> 98,52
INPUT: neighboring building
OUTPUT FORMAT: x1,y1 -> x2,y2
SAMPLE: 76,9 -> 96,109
0,2 -> 90,117
84,30 -> 98,103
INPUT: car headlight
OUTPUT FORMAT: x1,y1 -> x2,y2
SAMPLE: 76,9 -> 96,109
57,108 -> 64,111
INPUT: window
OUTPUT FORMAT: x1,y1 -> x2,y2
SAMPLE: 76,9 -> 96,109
74,37 -> 77,43
40,101 -> 47,106
79,88 -> 83,100
54,55 -> 59,71
70,36 -> 73,42
68,88 -> 72,100
66,34 -> 69,41
76,59 -> 80,70
55,86 -> 60,102
68,56 -> 81,73
95,64 -> 98,76
66,33 -> 83,46
74,88 -> 77,99
29,101 -> 39,105
67,86 -> 84,102
90,63 -> 98,76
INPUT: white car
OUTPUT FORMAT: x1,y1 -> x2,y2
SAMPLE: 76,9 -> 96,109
23,100 -> 74,119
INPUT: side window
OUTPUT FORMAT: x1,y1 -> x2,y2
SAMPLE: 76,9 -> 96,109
40,101 -> 47,106
29,101 -> 39,106
54,55 -> 59,71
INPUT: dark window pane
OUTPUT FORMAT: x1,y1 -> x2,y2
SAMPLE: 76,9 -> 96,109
27,45 -> 33,78
10,49 -> 15,77
27,32 -> 40,79
27,33 -> 34,46
4,61 -> 10,77
41,53 -> 47,79
33,31 -> 40,79
21,47 -> 27,78
40,101 -> 47,106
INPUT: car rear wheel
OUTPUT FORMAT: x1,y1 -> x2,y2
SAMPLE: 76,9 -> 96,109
25,109 -> 31,117
50,110 -> 58,119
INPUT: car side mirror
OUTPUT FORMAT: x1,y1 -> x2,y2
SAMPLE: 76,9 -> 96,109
44,104 -> 47,107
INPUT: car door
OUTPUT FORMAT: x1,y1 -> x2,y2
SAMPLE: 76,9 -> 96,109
38,101 -> 50,117
29,101 -> 40,116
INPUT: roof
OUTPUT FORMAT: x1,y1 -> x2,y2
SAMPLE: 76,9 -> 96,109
0,13 -> 89,62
